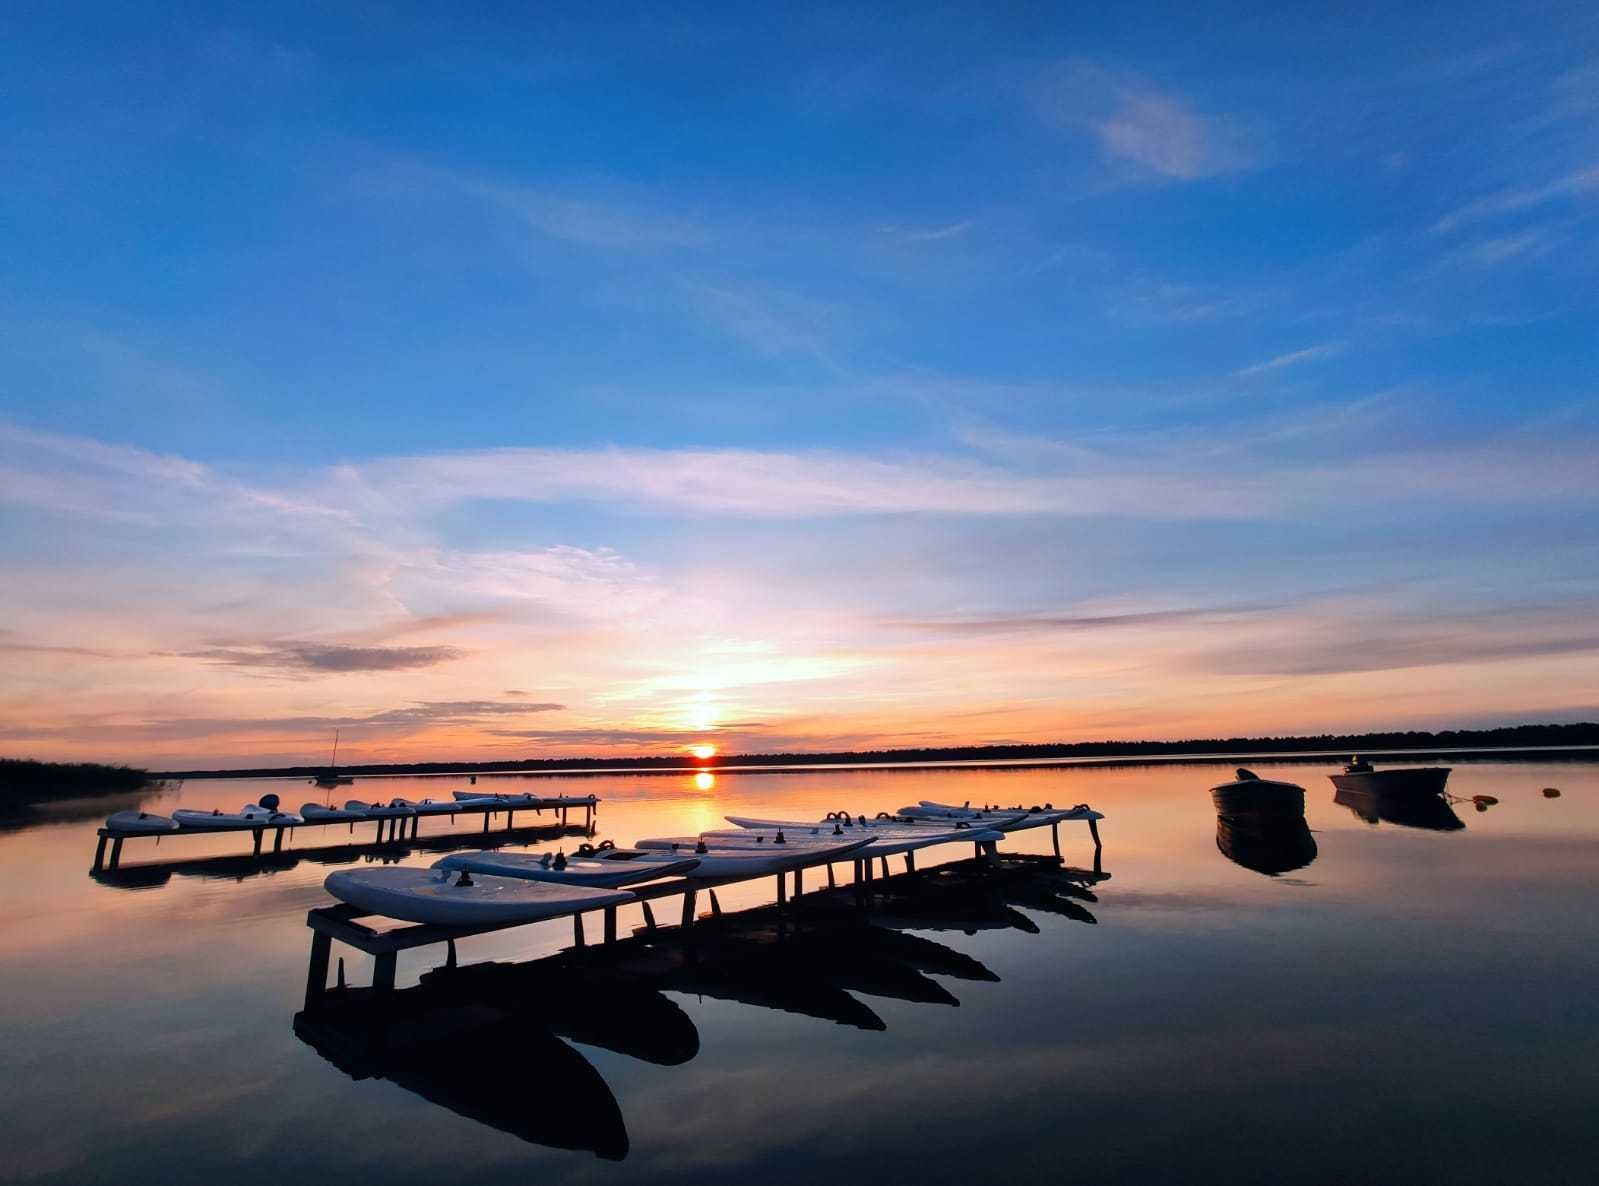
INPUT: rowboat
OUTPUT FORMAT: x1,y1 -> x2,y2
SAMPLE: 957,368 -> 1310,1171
324,866 -> 633,926
1328,757 -> 1451,797
1209,769 -> 1305,815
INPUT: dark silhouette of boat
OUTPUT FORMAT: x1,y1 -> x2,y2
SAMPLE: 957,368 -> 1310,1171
1215,810 -> 1318,876
1334,786 -> 1465,831
1210,768 -> 1305,816
1328,756 -> 1449,796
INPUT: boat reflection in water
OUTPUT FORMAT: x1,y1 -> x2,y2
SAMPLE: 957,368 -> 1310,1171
293,856 -> 1104,1159
1333,786 -> 1466,832
1209,768 -> 1317,877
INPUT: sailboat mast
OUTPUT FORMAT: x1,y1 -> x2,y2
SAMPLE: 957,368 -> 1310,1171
331,729 -> 339,770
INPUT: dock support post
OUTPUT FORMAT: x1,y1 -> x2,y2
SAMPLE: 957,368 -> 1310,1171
775,873 -> 787,908
642,901 -> 658,931
273,828 -> 285,854
445,939 -> 457,969
482,813 -> 491,834
373,951 -> 396,993
573,912 -> 585,948
93,833 -> 108,871
561,806 -> 569,827
604,905 -> 617,944
109,836 -> 124,869
879,855 -> 889,879
1088,818 -> 1102,850
680,888 -> 697,929
826,863 -> 836,889
905,851 -> 916,874
305,931 -> 332,1010
1052,822 -> 1062,860
251,829 -> 263,856
794,868 -> 803,897
708,890 -> 722,919
507,810 -> 514,830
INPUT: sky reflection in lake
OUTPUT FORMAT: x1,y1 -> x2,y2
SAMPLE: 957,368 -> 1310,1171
0,759 -> 1594,1185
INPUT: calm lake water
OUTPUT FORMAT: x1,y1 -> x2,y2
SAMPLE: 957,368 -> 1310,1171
1,759 -> 1595,1185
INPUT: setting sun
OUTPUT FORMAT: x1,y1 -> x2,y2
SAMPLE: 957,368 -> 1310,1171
690,744 -> 717,761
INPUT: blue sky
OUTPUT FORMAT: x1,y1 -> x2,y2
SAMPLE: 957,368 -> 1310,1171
1,3 -> 1596,765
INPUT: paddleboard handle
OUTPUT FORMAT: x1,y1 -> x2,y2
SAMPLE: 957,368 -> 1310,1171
695,839 -> 708,854
774,829 -> 786,845
553,850 -> 567,870
454,869 -> 474,887
833,823 -> 844,835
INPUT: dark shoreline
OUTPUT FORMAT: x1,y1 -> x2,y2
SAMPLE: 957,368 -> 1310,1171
153,723 -> 1599,781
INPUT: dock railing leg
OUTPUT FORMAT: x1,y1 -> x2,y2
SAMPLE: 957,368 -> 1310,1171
794,868 -> 803,897
905,851 -> 916,874
273,828 -> 285,854
1088,818 -> 1102,850
482,813 -> 491,834
879,855 -> 889,879
826,863 -> 836,889
708,889 -> 722,919
305,931 -> 332,1010
251,829 -> 263,856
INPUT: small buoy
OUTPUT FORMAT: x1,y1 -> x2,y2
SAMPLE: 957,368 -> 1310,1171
1473,795 -> 1499,806
1544,787 -> 1561,798
1475,801 -> 1488,812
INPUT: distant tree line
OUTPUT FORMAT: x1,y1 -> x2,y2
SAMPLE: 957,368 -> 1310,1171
0,758 -> 149,804
154,721 -> 1599,780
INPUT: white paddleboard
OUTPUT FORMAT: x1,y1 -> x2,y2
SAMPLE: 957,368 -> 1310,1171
105,810 -> 178,834
325,866 -> 632,926
434,848 -> 699,887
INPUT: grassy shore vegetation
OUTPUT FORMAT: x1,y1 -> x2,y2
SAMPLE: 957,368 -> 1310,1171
0,758 -> 149,806
158,722 -> 1599,780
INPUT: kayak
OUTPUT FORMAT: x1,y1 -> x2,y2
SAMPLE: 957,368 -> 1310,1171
242,803 -> 303,825
391,797 -> 461,816
901,802 -> 1099,831
434,847 -> 699,888
105,810 -> 179,834
325,866 -> 633,927
715,821 -> 1004,857
300,802 -> 369,823
453,791 -> 541,809
632,836 -> 872,878
173,807 -> 289,830
346,799 -> 414,819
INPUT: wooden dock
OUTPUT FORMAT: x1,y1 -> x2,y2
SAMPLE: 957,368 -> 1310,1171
302,823 -> 1105,1008
90,795 -> 598,871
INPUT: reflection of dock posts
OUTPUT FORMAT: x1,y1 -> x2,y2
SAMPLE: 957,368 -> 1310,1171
305,930 -> 332,1010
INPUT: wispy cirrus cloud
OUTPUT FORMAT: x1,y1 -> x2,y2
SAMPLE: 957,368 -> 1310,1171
1233,342 -> 1345,378
1429,165 -> 1599,234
